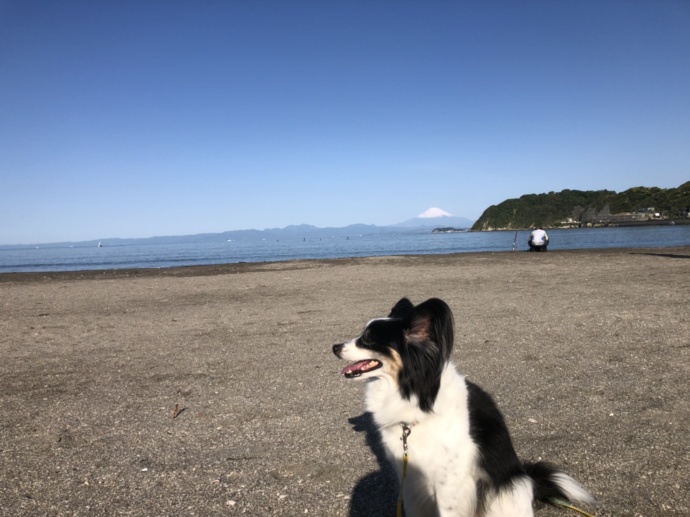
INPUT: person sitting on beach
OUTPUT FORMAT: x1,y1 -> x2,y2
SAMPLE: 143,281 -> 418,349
528,228 -> 549,252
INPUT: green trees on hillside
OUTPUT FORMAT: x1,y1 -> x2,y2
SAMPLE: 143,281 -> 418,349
472,182 -> 690,230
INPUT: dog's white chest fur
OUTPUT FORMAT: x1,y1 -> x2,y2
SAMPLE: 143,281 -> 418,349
366,364 -> 483,516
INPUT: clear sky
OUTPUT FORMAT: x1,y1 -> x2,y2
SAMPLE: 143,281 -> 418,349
1,1 -> 689,244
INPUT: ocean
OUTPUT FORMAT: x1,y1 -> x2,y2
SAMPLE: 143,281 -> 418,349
1,225 -> 689,274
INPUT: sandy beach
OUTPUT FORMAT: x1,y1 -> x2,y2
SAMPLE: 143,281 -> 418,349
1,247 -> 688,516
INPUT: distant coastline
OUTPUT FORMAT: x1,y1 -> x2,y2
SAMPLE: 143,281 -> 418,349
431,227 -> 469,233
475,218 -> 690,232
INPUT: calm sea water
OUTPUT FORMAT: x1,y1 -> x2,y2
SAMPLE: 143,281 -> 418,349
1,225 -> 689,273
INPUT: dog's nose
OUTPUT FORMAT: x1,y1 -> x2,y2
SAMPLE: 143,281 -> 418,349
332,343 -> 344,357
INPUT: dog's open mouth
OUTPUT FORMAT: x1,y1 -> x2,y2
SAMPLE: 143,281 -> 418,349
341,359 -> 382,378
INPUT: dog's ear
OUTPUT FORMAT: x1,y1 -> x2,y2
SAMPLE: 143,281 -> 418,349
389,297 -> 414,319
407,298 -> 454,359
397,298 -> 454,412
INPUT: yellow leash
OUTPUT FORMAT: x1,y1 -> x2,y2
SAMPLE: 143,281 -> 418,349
396,423 -> 412,517
550,498 -> 597,517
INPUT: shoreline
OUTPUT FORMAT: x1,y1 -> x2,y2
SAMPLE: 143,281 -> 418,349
2,245 -> 689,283
472,218 -> 690,231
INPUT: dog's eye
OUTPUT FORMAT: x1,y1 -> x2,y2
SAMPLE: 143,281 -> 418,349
359,331 -> 375,347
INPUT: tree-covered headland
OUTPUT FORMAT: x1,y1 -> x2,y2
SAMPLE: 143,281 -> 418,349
472,182 -> 690,231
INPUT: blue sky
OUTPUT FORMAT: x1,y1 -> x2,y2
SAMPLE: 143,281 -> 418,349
1,1 -> 689,244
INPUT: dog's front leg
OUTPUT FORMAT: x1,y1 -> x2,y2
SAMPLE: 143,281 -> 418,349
433,477 -> 478,517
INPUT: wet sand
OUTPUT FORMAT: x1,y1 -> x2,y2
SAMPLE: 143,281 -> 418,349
1,247 -> 689,516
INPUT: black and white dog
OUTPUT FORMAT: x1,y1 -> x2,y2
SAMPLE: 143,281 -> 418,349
333,297 -> 595,517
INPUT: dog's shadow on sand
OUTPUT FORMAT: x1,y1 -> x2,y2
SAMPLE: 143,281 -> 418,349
348,412 -> 398,517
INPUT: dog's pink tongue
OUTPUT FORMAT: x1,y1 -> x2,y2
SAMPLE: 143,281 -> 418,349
341,361 -> 371,376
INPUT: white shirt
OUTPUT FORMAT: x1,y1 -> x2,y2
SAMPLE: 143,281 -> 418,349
530,229 -> 548,245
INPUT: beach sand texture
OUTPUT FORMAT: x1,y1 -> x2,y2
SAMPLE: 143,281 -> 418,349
1,247 -> 689,516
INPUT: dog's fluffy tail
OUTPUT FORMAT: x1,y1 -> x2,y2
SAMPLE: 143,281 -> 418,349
524,461 -> 596,506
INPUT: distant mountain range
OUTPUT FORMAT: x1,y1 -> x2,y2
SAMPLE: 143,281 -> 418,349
1,208 -> 475,248
7,182 -> 689,248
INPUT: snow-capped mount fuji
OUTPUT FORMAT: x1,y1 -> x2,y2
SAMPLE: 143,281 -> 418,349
393,207 -> 474,228
418,207 -> 453,218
